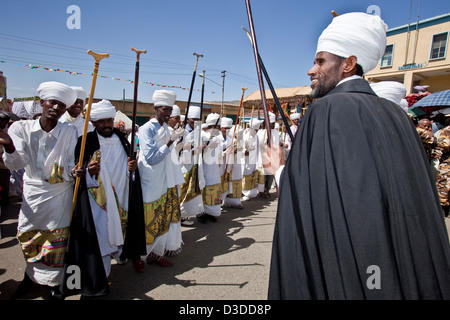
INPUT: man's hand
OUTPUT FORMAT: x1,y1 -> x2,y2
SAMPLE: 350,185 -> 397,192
87,160 -> 100,177
0,129 -> 15,154
128,157 -> 137,172
72,164 -> 86,178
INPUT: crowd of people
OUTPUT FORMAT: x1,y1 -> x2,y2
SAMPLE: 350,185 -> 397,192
2,9 -> 450,301
0,82 -> 297,299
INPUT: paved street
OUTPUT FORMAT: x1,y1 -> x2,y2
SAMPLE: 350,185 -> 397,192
0,190 -> 278,300
1,189 -> 450,301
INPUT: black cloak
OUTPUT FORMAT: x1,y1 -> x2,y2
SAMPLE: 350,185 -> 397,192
268,79 -> 450,299
61,128 -> 146,297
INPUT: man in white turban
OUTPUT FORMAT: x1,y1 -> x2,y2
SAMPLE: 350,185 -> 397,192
62,99 -> 147,297
269,12 -> 450,300
59,86 -> 94,137
138,90 -> 185,267
179,104 -> 205,224
370,81 -> 407,107
0,81 -> 79,299
242,118 -> 261,201
195,113 -> 223,222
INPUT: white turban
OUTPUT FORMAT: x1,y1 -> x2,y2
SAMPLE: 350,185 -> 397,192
250,118 -> 261,130
269,112 -> 276,124
399,99 -> 409,113
180,115 -> 185,121
71,86 -> 88,101
316,12 -> 387,74
37,81 -> 77,108
187,106 -> 201,119
220,117 -> 233,128
370,81 -> 407,106
290,113 -> 301,120
153,90 -> 176,107
90,99 -> 117,121
206,113 -> 220,126
171,105 -> 181,117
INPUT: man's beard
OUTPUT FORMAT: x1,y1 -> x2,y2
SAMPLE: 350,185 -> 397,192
310,80 -> 338,99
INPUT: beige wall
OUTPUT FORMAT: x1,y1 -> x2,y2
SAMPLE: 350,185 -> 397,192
365,18 -> 450,94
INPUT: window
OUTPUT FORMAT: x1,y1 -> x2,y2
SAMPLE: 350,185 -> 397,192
430,32 -> 448,60
381,44 -> 394,68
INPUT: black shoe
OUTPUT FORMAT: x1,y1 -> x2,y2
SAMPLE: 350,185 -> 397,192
48,286 -> 65,300
206,214 -> 218,222
196,213 -> 208,224
10,273 -> 34,300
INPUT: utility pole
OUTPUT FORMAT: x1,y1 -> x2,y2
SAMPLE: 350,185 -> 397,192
221,70 -> 226,116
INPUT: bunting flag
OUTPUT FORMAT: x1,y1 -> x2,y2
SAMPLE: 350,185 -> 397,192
22,64 -> 215,93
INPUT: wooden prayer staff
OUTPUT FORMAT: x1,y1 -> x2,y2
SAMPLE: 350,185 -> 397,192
242,26 -> 294,142
244,0 -> 271,146
199,70 -> 206,121
129,47 -> 147,201
225,87 -> 247,172
70,50 -> 109,222
184,52 -> 203,125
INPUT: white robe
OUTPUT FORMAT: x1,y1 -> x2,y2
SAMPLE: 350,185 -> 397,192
59,112 -> 94,137
242,128 -> 260,199
138,119 -> 184,257
3,120 -> 77,286
223,126 -> 244,206
179,121 -> 205,217
201,131 -> 222,217
85,132 -> 128,276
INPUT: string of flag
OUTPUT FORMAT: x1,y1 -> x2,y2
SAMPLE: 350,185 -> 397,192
22,63 -> 215,93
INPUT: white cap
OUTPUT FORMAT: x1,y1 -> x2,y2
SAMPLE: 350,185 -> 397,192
153,90 -> 176,107
220,117 -> 233,128
250,118 -> 261,130
90,99 -> 117,121
370,81 -> 407,106
187,106 -> 201,119
316,12 -> 387,74
70,86 -> 88,101
206,113 -> 220,126
171,105 -> 181,117
37,81 -> 77,108
290,113 -> 301,120
269,112 -> 276,124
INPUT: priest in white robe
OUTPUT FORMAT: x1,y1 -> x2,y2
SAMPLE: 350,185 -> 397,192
59,86 -> 94,137
242,118 -> 261,201
1,81 -> 78,299
138,90 -> 185,267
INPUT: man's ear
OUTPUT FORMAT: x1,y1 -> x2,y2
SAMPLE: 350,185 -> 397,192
343,55 -> 358,74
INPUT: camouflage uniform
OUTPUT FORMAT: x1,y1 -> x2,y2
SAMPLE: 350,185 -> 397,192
435,126 -> 450,209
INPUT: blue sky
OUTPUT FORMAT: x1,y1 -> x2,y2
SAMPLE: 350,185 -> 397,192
1,0 -> 449,105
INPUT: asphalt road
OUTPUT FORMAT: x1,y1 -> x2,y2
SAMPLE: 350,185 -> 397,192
1,190 -> 450,301
0,190 -> 278,300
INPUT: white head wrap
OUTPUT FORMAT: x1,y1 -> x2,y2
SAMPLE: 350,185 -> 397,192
316,12 -> 388,74
153,90 -> 176,107
269,112 -> 276,124
206,113 -> 220,126
70,86 -> 88,101
90,99 -> 117,121
201,123 -> 208,130
171,105 -> 181,117
220,117 -> 233,128
187,106 -> 201,119
290,113 -> 301,120
180,115 -> 185,121
37,81 -> 77,108
250,118 -> 261,130
399,99 -> 409,112
370,81 -> 407,106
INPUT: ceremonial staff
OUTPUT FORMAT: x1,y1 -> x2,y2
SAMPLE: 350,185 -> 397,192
199,70 -> 206,121
242,26 -> 294,142
184,52 -> 203,125
225,87 -> 247,173
70,50 -> 109,222
129,47 -> 147,201
244,0 -> 271,146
